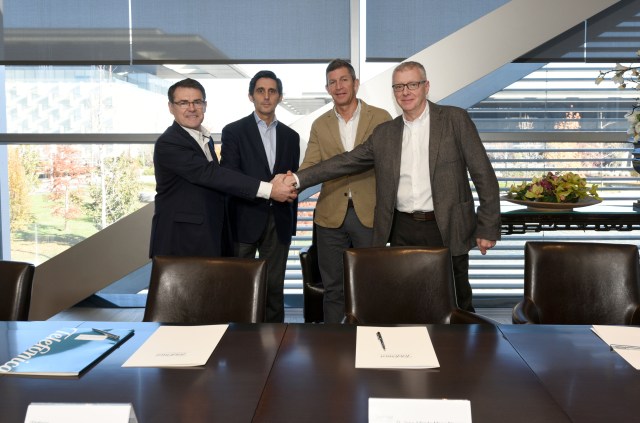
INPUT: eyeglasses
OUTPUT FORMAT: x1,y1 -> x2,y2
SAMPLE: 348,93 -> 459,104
391,80 -> 426,92
172,100 -> 206,109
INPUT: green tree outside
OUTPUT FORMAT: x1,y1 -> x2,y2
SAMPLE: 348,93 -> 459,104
7,147 -> 33,231
85,153 -> 143,229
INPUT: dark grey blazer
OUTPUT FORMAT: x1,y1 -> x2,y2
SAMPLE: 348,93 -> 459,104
297,101 -> 501,256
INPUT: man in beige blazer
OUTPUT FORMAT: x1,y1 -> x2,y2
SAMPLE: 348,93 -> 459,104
291,61 -> 501,312
299,59 -> 392,323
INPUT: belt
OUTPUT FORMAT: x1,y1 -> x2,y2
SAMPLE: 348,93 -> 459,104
400,210 -> 436,221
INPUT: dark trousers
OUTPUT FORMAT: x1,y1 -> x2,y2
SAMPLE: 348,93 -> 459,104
235,211 -> 290,323
316,206 -> 374,323
389,211 -> 475,312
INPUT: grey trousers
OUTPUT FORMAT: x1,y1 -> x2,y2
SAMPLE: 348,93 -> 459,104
316,206 -> 373,323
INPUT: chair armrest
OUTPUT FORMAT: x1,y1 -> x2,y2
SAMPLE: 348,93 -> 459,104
343,313 -> 360,324
512,298 -> 539,324
630,305 -> 640,325
449,309 -> 497,325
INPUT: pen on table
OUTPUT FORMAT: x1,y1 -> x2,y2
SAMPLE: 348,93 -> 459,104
610,343 -> 640,351
92,328 -> 120,341
376,331 -> 386,351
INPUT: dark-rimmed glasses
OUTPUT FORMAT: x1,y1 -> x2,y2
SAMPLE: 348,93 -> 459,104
172,100 -> 206,109
391,80 -> 426,92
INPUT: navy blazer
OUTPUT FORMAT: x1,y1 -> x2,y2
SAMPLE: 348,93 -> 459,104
149,121 -> 261,257
221,113 -> 300,245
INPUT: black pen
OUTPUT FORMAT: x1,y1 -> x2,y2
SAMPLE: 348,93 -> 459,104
376,331 -> 386,351
92,328 -> 120,341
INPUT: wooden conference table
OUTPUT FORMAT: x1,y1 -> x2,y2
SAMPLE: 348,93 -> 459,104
1,321 -> 638,422
0,321 -> 286,423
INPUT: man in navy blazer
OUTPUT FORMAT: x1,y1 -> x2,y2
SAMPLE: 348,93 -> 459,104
221,71 -> 300,323
149,78 -> 296,259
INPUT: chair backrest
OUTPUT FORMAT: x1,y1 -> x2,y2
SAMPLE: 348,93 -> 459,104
0,260 -> 35,321
343,246 -> 492,324
299,244 -> 324,323
519,241 -> 640,324
143,256 -> 267,324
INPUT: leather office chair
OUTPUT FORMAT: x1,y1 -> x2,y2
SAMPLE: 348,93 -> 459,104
512,241 -> 640,324
143,256 -> 268,324
0,260 -> 35,321
343,246 -> 495,324
299,244 -> 325,323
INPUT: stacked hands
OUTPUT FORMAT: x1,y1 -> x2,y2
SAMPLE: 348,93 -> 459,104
269,171 -> 298,203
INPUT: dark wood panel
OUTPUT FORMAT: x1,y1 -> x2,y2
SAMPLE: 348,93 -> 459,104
500,325 -> 640,422
254,324 -> 570,423
0,321 -> 286,423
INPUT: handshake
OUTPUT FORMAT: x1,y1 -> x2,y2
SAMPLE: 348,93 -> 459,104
269,171 -> 299,203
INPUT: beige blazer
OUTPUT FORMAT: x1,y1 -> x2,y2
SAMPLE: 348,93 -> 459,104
297,101 -> 501,256
299,100 -> 392,228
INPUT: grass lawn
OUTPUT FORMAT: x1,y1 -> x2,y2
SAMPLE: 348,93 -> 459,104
10,192 -> 147,265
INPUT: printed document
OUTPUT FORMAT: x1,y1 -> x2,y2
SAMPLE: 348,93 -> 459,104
122,325 -> 228,368
355,326 -> 439,369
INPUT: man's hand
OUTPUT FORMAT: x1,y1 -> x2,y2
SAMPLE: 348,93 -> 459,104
283,170 -> 298,189
476,238 -> 496,255
270,174 -> 297,203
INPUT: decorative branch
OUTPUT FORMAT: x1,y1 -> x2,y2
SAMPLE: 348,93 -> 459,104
595,50 -> 640,89
594,51 -> 640,140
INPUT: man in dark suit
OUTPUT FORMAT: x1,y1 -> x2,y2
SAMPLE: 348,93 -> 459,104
221,71 -> 300,323
149,78 -> 296,259
287,61 -> 501,312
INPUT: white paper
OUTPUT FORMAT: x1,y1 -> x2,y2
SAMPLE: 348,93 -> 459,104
355,326 -> 439,369
369,398 -> 472,423
122,325 -> 228,368
24,403 -> 137,423
591,325 -> 640,370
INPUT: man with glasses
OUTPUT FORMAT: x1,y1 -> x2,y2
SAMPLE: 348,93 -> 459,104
287,61 -> 501,312
150,78 -> 296,259
220,71 -> 300,323
298,59 -> 391,323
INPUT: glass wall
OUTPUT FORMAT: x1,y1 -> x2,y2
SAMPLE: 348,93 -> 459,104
2,63 -> 333,264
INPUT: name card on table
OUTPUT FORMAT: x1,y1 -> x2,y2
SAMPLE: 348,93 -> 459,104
369,398 -> 472,423
24,403 -> 138,423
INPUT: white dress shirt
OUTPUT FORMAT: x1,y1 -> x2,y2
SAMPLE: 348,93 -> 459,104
184,126 -> 214,161
336,100 -> 361,199
395,103 -> 434,213
255,112 -> 278,173
336,100 -> 361,152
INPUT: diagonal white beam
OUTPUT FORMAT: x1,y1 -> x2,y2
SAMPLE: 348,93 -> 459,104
293,0 -> 620,135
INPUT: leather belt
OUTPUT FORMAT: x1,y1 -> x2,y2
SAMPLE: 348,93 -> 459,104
401,210 -> 436,221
